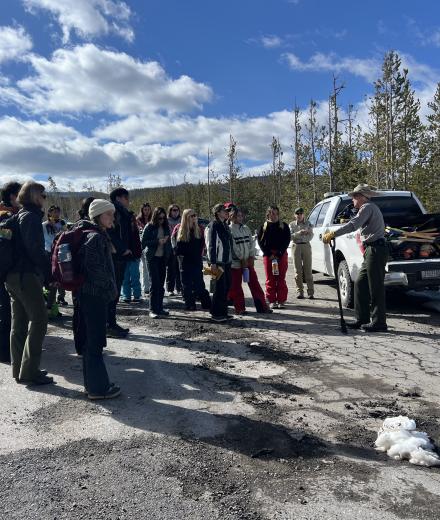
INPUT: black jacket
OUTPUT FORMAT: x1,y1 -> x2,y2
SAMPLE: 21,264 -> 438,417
11,204 -> 50,282
78,221 -> 118,304
257,220 -> 291,258
107,201 -> 133,260
141,223 -> 172,261
205,219 -> 232,265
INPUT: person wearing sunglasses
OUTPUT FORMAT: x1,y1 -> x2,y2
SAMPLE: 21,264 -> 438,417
141,207 -> 172,318
173,209 -> 211,312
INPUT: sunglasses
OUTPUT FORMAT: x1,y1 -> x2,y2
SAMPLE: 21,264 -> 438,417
171,208 -> 179,212
190,214 -> 197,218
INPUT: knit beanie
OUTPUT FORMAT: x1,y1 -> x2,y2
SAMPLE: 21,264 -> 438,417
88,199 -> 115,220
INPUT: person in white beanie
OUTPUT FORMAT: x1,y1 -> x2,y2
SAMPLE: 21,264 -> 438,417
75,198 -> 121,399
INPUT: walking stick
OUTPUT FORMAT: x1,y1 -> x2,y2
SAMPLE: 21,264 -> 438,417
330,239 -> 347,334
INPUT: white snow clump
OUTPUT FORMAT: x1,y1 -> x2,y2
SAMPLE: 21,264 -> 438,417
375,415 -> 440,467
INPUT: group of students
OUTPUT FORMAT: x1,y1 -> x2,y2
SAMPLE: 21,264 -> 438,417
0,180 -> 316,400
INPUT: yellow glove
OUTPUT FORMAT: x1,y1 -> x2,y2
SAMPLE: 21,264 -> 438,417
322,231 -> 335,244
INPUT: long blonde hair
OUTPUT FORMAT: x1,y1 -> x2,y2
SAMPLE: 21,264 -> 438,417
177,209 -> 200,242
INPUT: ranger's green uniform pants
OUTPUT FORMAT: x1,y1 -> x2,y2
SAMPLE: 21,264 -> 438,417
292,243 -> 314,297
354,244 -> 388,325
5,272 -> 48,380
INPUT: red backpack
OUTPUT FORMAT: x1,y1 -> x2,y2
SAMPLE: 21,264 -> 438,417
51,225 -> 97,291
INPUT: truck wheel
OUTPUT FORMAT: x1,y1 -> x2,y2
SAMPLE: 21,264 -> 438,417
337,260 -> 354,309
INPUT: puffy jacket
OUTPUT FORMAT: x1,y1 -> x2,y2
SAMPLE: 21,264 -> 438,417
10,204 -> 50,283
229,222 -> 256,269
78,221 -> 118,304
141,223 -> 172,261
205,219 -> 232,265
174,224 -> 206,261
257,220 -> 291,258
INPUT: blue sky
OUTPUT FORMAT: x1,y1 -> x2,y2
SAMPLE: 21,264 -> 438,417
0,0 -> 439,190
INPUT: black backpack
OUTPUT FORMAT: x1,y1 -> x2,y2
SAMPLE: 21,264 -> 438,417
0,213 -> 18,282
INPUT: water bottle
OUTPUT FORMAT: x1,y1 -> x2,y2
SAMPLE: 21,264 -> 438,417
242,267 -> 250,283
58,243 -> 74,282
271,258 -> 279,276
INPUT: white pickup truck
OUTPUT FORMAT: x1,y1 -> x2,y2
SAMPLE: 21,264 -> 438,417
308,191 -> 440,308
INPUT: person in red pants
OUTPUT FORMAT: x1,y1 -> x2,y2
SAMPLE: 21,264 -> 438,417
228,207 -> 272,315
257,205 -> 291,309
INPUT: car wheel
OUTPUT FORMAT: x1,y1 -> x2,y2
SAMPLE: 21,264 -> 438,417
337,260 -> 354,309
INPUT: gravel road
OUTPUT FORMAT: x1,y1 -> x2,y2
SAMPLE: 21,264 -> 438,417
1,260 -> 439,519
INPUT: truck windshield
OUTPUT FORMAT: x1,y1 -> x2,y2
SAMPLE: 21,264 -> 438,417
335,196 -> 423,223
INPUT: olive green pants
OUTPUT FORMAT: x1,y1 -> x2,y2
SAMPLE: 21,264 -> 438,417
292,243 -> 314,296
354,244 -> 388,326
5,272 -> 48,380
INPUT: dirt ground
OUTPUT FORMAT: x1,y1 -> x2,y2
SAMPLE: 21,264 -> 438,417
0,260 -> 439,520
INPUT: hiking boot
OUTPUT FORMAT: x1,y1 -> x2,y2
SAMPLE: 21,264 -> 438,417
362,323 -> 388,333
19,373 -> 54,386
347,321 -> 368,329
88,385 -> 121,400
308,295 -> 315,300
106,326 -> 127,339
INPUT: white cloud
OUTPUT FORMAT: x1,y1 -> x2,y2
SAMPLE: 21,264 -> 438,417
0,44 -> 213,115
0,26 -> 33,64
261,35 -> 283,49
283,51 -> 380,82
23,0 -> 134,43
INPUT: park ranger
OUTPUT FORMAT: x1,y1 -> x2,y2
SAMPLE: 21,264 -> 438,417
289,207 -> 314,299
322,184 -> 388,332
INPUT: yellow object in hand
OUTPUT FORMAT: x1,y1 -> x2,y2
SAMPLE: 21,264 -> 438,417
322,231 -> 335,244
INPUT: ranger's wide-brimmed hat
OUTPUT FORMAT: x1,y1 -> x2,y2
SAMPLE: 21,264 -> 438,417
348,183 -> 379,198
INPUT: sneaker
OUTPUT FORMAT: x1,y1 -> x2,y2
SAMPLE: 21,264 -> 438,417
278,302 -> 286,309
297,294 -> 304,300
211,315 -> 228,323
88,385 -> 121,400
167,291 -> 175,297
57,298 -> 68,306
270,302 -> 279,309
347,321 -> 368,330
149,311 -> 160,319
106,326 -> 127,339
159,309 -> 170,316
132,298 -> 142,303
19,373 -> 54,385
121,298 -> 131,303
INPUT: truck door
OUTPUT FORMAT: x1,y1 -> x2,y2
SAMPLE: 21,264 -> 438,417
309,201 -> 332,273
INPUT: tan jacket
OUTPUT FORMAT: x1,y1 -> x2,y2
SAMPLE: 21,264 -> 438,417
289,220 -> 313,244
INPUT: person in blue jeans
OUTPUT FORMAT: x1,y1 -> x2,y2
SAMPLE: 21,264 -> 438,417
121,259 -> 142,302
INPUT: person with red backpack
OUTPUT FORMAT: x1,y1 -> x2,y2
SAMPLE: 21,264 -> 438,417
76,199 -> 121,400
0,181 -> 21,364
4,181 -> 54,385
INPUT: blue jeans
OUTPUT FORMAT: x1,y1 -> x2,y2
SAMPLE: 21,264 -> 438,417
121,259 -> 141,300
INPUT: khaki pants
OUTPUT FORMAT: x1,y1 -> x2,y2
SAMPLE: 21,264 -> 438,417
5,272 -> 48,380
292,243 -> 314,296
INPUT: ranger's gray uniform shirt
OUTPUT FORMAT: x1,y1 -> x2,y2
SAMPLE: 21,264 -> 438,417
334,202 -> 384,243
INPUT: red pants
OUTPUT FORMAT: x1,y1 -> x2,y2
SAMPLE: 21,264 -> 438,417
228,266 -> 268,313
263,252 -> 288,304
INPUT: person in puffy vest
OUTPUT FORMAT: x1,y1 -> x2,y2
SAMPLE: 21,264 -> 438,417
257,205 -> 291,309
228,207 -> 271,315
173,209 -> 211,312
205,203 -> 233,322
5,181 -> 54,385
0,181 -> 21,364
77,198 -> 121,400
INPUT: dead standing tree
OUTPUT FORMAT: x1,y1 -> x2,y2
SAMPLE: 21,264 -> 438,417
227,135 -> 239,203
270,136 -> 283,206
293,104 -> 301,205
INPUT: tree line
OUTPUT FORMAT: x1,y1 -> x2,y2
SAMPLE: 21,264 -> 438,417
46,51 -> 440,231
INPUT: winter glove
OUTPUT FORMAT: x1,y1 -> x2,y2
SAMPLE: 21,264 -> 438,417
322,231 -> 335,244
